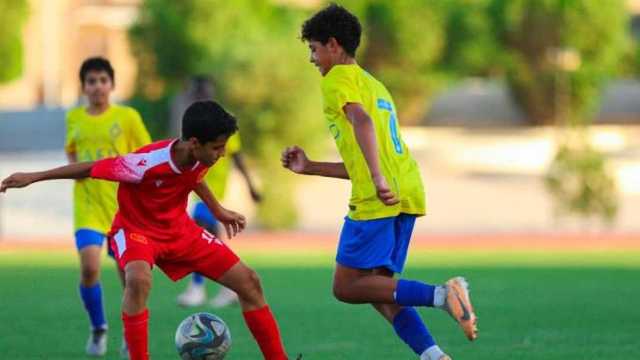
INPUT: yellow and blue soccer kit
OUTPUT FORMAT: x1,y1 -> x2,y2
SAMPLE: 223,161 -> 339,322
65,104 -> 151,250
321,64 -> 425,273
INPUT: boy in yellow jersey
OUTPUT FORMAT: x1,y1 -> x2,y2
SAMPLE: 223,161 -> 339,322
282,5 -> 477,360
65,57 -> 151,357
178,131 -> 262,308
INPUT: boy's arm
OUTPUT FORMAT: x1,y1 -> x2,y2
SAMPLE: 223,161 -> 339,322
343,103 -> 399,206
231,153 -> 261,202
1,162 -> 94,193
281,146 -> 349,179
194,181 -> 246,238
2,151 -> 156,193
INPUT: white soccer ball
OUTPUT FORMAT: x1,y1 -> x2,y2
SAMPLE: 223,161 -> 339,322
175,312 -> 231,360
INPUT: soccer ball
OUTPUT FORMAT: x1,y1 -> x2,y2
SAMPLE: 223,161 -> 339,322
175,312 -> 231,360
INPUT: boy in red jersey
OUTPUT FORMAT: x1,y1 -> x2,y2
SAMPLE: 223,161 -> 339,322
1,101 -> 292,360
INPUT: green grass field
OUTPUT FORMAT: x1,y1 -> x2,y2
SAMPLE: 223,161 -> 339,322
1,249 -> 639,359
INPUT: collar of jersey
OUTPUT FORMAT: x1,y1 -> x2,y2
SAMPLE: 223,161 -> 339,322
167,139 -> 200,174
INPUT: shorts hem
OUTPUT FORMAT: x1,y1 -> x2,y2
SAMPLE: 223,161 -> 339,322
335,257 -> 398,273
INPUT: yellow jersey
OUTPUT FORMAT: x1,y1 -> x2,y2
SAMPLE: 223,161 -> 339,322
321,64 -> 426,220
65,104 -> 151,233
198,133 -> 242,200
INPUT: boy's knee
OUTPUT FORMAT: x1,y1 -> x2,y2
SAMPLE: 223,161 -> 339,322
332,282 -> 353,303
80,264 -> 100,282
237,268 -> 263,299
125,271 -> 152,295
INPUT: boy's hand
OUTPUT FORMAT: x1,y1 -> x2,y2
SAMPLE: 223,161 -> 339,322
281,146 -> 309,174
373,175 -> 399,206
1,172 -> 38,193
214,207 -> 247,239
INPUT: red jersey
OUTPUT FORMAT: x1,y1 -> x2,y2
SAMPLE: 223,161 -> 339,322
91,139 -> 209,242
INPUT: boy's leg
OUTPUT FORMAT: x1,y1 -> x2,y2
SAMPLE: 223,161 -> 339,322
334,259 -> 477,341
76,229 -> 108,356
332,263 -> 440,306
335,214 -> 477,341
370,268 -> 448,360
335,215 -> 439,305
177,229 -> 287,360
122,260 -> 152,360
106,241 -> 130,357
110,228 -> 156,360
217,262 -> 288,360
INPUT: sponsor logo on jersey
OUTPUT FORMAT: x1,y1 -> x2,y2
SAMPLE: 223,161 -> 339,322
130,232 -> 148,244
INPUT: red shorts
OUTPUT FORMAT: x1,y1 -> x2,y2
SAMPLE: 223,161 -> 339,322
108,227 -> 239,281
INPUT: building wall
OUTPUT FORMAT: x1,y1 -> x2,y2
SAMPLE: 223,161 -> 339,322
0,0 -> 141,110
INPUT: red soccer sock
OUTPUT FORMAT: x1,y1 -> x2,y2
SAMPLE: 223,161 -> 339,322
243,305 -> 288,360
122,309 -> 149,360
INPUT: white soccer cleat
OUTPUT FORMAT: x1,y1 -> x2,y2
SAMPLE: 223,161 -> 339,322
177,282 -> 206,307
120,337 -> 129,359
209,286 -> 239,309
420,345 -> 451,360
85,328 -> 107,357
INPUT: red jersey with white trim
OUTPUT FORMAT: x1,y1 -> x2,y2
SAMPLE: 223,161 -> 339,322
90,139 -> 209,242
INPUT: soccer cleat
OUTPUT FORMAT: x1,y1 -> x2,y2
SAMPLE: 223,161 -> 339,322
438,355 -> 452,360
120,337 -> 129,359
85,328 -> 107,357
295,354 -> 303,360
177,282 -> 206,307
444,277 -> 478,341
209,286 -> 239,309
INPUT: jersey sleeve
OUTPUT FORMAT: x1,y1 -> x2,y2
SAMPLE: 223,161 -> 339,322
64,110 -> 78,154
226,133 -> 242,156
90,153 -> 151,183
126,109 -> 152,151
321,68 -> 363,113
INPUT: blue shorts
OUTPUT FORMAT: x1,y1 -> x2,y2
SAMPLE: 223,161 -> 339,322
192,202 -> 219,229
336,213 -> 416,274
75,229 -> 114,258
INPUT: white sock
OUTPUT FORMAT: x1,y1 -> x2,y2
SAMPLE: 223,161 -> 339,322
420,345 -> 445,360
433,285 -> 446,308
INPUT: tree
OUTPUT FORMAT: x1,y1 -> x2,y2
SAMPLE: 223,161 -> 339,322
0,0 -> 28,83
484,0 -> 628,223
488,0 -> 630,125
339,0 -> 449,124
130,0 -> 325,228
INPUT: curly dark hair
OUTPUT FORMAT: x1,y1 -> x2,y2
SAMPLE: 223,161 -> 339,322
182,101 -> 238,144
301,3 -> 362,57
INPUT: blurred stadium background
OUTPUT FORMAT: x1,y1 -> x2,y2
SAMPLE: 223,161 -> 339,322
0,1 -> 639,359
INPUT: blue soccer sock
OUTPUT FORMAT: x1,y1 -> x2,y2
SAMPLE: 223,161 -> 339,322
394,279 -> 436,307
392,307 -> 436,355
192,273 -> 205,285
79,283 -> 107,330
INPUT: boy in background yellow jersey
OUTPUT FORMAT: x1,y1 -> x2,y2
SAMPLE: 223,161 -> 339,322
65,57 -> 150,357
281,5 -> 477,360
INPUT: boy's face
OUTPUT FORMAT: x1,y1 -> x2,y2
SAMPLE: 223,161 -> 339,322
82,70 -> 113,106
308,40 -> 335,76
190,135 -> 229,167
